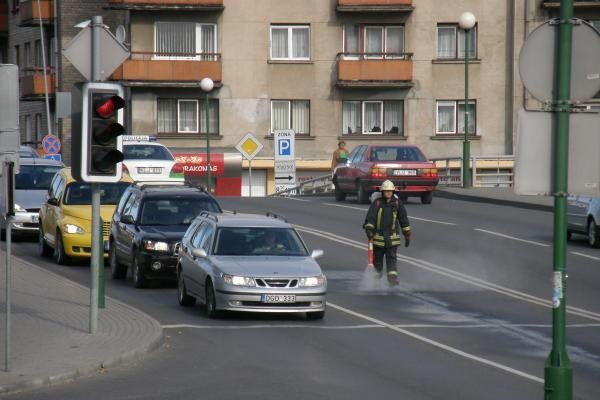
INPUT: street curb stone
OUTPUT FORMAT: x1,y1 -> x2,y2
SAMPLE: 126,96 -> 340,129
434,188 -> 554,212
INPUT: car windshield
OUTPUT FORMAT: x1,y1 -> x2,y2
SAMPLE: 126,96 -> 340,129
368,147 -> 426,162
15,165 -> 61,190
63,182 -> 130,205
214,227 -> 308,256
139,197 -> 221,225
123,145 -> 173,161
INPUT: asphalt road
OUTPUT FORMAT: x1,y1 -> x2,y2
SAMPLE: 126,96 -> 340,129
4,195 -> 600,400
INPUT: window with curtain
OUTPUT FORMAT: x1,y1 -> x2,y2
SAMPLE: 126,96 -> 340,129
34,40 -> 41,67
178,100 -> 198,133
155,22 -> 217,59
270,25 -> 310,60
437,24 -> 477,59
271,100 -> 310,134
436,100 -> 476,135
24,42 -> 31,68
343,24 -> 405,59
158,98 -> 220,135
344,24 -> 359,56
365,26 -> 384,58
24,115 -> 32,142
199,99 -> 219,134
386,26 -> 404,57
343,100 -> 404,135
158,99 -> 177,134
35,113 -> 42,141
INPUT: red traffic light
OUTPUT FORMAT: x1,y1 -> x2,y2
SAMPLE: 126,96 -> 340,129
94,95 -> 125,119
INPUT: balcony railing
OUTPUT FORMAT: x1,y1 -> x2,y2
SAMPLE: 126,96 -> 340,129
336,52 -> 413,88
111,52 -> 222,85
18,0 -> 54,26
106,0 -> 224,10
20,68 -> 56,99
336,0 -> 414,12
543,0 -> 600,8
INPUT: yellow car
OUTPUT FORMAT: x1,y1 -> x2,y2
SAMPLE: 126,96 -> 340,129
38,168 -> 133,265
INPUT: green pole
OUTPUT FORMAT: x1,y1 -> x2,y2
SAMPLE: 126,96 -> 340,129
544,1 -> 573,399
462,27 -> 471,188
98,217 -> 105,309
206,93 -> 212,193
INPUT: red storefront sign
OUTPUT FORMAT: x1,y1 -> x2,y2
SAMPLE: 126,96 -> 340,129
174,153 -> 225,176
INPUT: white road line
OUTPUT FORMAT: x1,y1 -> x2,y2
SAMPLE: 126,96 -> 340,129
324,203 -> 457,226
162,324 -> 381,330
327,302 -> 544,383
283,197 -> 311,202
163,323 -> 600,330
474,228 -> 550,248
571,251 -> 600,262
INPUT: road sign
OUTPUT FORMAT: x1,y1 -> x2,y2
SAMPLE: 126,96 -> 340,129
62,24 -> 130,81
42,134 -> 61,155
274,130 -> 296,191
44,154 -> 62,162
274,130 -> 295,161
235,133 -> 263,160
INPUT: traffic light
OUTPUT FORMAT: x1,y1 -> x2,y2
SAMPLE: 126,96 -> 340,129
72,82 -> 125,183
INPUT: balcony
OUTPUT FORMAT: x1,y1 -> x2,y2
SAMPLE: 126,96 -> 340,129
18,0 -> 55,26
20,69 -> 56,100
542,0 -> 600,8
106,0 -> 224,10
111,52 -> 222,87
336,0 -> 414,12
336,53 -> 413,88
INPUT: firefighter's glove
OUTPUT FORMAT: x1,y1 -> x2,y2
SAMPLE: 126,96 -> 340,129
403,230 -> 411,247
365,227 -> 375,240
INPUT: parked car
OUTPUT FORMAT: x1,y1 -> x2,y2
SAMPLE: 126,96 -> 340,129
38,168 -> 133,264
567,195 -> 600,248
177,212 -> 327,320
19,145 -> 40,159
333,144 -> 439,204
0,158 -> 63,240
122,136 -> 184,183
109,182 -> 222,288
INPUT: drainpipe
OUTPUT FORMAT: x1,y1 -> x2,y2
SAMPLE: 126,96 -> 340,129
523,0 -> 531,111
506,0 -> 515,155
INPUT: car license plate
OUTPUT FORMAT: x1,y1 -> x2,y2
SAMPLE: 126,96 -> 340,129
393,169 -> 417,176
138,167 -> 162,174
261,294 -> 296,303
31,215 -> 39,223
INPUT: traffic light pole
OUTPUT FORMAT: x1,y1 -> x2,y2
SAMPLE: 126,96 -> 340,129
545,1 -> 573,399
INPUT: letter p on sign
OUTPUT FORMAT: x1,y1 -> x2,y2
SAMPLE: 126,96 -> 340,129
278,139 -> 291,156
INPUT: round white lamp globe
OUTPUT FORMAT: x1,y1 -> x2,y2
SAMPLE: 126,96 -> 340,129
200,77 -> 214,92
459,12 -> 476,31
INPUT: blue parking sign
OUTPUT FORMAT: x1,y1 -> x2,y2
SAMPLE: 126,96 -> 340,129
44,154 -> 62,162
278,139 -> 291,156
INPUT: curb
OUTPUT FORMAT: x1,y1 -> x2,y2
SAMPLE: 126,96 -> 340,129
0,255 -> 164,395
435,189 -> 554,212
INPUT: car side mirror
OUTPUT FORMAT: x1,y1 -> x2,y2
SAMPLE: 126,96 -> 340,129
47,198 -> 59,206
120,215 -> 135,224
191,248 -> 208,259
311,249 -> 324,259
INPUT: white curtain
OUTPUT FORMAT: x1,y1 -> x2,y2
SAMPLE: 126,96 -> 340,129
344,24 -> 359,55
386,27 -> 404,57
437,26 -> 455,58
271,101 -> 289,132
292,101 -> 309,134
199,100 -> 219,134
365,27 -> 383,57
457,28 -> 477,58
384,101 -> 403,134
178,100 -> 198,133
200,24 -> 216,60
156,22 -> 195,58
458,102 -> 476,134
292,27 -> 310,59
157,99 -> 177,133
342,102 -> 361,134
271,28 -> 288,59
437,102 -> 455,133
364,102 -> 382,133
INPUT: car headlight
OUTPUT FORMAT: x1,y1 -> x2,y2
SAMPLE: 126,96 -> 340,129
143,240 -> 170,252
222,274 -> 256,287
298,276 -> 325,287
64,223 -> 85,235
14,204 -> 26,213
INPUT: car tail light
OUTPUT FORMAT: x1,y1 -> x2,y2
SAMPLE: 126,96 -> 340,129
171,163 -> 184,174
420,168 -> 438,177
371,166 -> 387,178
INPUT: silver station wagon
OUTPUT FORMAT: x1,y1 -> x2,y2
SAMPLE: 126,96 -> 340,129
176,212 -> 327,320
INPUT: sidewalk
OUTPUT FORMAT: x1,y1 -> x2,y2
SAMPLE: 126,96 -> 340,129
435,186 -> 554,212
0,252 -> 163,395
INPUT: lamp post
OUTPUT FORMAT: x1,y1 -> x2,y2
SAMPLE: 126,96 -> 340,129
200,77 -> 214,192
459,12 -> 476,189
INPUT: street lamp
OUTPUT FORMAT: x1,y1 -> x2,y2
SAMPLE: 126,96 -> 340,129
200,77 -> 214,192
459,11 -> 476,189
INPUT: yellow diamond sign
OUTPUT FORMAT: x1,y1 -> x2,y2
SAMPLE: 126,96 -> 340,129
235,132 -> 263,160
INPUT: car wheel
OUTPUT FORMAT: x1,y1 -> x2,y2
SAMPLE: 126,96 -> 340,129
110,244 -> 127,279
587,219 -> 600,248
38,228 -> 52,257
357,184 -> 369,204
177,269 -> 196,307
205,280 -> 219,318
132,253 -> 147,289
334,185 -> 346,202
420,192 -> 433,205
306,310 -> 325,320
54,231 -> 70,265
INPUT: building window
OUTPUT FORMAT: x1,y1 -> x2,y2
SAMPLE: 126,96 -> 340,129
270,100 -> 310,134
436,100 -> 476,135
270,25 -> 310,60
437,24 -> 477,59
14,45 -> 20,67
24,42 -> 31,68
342,100 -> 404,135
344,24 -> 405,58
24,115 -> 32,142
35,113 -> 43,142
35,40 -> 42,67
154,22 -> 217,60
157,98 -> 219,135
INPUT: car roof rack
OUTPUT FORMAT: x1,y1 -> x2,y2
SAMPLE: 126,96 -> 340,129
199,211 -> 219,222
266,212 -> 288,223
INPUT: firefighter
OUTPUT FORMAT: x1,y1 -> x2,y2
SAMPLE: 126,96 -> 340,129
363,180 -> 411,285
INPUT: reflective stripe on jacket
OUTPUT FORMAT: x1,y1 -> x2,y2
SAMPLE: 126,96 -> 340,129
364,197 -> 410,248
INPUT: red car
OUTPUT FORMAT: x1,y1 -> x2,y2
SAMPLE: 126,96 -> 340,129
333,144 -> 438,204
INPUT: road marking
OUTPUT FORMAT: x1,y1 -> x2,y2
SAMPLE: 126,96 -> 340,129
474,228 -> 550,248
282,197 -> 311,202
163,324 -> 381,330
163,323 -> 600,330
327,302 -> 544,383
324,203 -> 457,226
571,251 -> 600,261
295,224 -> 600,322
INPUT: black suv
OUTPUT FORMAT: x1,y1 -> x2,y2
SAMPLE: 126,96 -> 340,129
109,183 -> 222,288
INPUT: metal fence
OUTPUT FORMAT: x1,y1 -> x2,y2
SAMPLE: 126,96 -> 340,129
431,155 -> 514,188
271,174 -> 333,196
